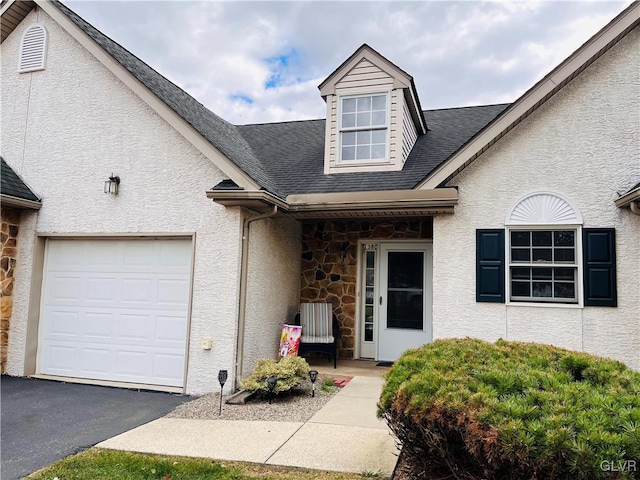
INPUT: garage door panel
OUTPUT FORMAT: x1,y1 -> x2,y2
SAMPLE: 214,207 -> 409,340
83,312 -> 114,339
39,239 -> 191,388
159,242 -> 192,269
43,345 -> 76,373
86,242 -> 121,266
48,241 -> 83,268
121,277 -> 155,304
86,276 -> 119,303
157,278 -> 189,306
152,353 -> 185,382
46,310 -> 80,338
47,275 -> 83,303
155,315 -> 188,344
81,347 -> 111,374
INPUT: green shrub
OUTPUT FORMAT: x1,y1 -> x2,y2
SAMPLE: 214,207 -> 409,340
242,356 -> 310,395
378,338 -> 640,480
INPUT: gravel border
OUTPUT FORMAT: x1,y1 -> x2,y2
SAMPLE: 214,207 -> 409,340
166,378 -> 339,422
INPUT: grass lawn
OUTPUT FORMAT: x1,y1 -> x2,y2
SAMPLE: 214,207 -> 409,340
27,448 -> 387,480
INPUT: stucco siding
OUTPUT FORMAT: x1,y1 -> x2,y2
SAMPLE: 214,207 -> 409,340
242,217 -> 302,377
433,27 -> 640,369
1,9 -> 244,393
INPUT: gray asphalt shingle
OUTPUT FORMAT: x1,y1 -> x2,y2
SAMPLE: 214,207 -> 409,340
236,104 -> 509,195
50,1 -> 509,198
1,157 -> 40,202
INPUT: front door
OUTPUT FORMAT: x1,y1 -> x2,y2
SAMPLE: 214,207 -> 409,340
376,242 -> 432,361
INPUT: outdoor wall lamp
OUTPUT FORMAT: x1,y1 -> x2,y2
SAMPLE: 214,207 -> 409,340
218,369 -> 228,415
309,370 -> 318,397
267,376 -> 277,404
104,174 -> 120,195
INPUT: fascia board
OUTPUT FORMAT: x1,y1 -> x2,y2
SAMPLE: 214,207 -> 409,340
205,190 -> 289,209
417,2 -> 640,190
36,0 -> 260,192
1,194 -> 42,209
287,188 -> 458,211
615,187 -> 640,208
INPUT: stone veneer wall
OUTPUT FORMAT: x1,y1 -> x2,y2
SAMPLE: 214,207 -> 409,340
300,219 -> 432,359
1,207 -> 21,374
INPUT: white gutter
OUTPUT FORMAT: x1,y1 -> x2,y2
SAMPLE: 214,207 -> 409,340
0,194 -> 42,210
234,205 -> 278,390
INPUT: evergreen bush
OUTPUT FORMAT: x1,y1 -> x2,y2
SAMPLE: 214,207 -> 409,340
379,338 -> 640,479
242,356 -> 310,395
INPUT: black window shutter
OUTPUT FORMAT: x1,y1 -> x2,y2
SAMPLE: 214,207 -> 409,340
476,229 -> 505,303
583,228 -> 617,307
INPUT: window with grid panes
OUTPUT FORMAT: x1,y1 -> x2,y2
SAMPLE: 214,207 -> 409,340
509,230 -> 578,303
339,93 -> 388,163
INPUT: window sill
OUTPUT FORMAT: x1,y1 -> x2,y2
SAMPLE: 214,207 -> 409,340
506,301 -> 583,309
326,161 -> 402,174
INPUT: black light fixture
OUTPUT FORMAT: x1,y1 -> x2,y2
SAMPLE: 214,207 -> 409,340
218,369 -> 228,416
267,376 -> 277,404
309,370 -> 319,397
104,173 -> 120,195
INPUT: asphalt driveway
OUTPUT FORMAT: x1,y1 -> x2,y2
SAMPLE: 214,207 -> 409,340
1,376 -> 192,479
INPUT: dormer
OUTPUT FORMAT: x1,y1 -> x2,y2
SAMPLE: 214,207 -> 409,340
319,44 -> 427,175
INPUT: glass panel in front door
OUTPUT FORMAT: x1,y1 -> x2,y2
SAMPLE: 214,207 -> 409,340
363,250 -> 375,342
387,251 -> 424,330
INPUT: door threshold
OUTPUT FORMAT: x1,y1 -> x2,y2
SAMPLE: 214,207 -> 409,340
31,374 -> 184,394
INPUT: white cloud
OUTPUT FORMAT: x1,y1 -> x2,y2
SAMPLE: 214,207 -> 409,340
66,0 -> 629,123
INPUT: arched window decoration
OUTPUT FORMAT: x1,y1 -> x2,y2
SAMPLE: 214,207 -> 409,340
505,191 -> 583,226
18,24 -> 48,73
505,192 -> 582,304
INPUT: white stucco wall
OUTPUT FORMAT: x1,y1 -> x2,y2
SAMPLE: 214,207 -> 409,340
432,27 -> 640,369
1,9 -> 245,394
242,216 -> 302,378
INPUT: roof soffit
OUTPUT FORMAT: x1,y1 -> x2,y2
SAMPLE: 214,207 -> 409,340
1,0 -> 36,43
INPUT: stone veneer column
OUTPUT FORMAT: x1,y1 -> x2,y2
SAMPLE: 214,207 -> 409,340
300,219 -> 432,359
1,207 -> 21,374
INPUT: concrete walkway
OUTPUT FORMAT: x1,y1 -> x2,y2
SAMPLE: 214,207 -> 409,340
98,376 -> 399,475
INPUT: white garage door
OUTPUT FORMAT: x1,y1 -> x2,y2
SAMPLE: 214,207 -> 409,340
38,238 -> 192,388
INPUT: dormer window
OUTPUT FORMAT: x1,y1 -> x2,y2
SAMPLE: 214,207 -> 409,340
340,93 -> 388,163
319,45 -> 427,175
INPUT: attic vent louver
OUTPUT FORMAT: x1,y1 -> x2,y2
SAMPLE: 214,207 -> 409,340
18,24 -> 48,73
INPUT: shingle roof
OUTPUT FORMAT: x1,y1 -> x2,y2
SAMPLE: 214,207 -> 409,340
236,104 -> 509,196
1,157 -> 40,202
50,1 -> 282,196
50,1 -> 508,199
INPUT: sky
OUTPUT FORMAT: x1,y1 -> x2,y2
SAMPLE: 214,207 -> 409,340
65,0 -> 630,125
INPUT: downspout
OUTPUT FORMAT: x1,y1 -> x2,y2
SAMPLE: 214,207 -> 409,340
630,201 -> 640,215
235,205 -> 278,390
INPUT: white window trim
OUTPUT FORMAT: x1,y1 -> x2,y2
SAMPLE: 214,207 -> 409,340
505,225 -> 584,307
337,91 -> 391,166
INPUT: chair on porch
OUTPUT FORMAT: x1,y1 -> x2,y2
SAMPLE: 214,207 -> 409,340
294,303 -> 339,369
